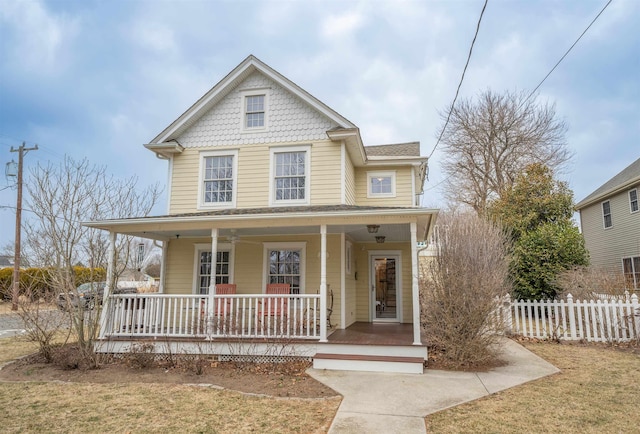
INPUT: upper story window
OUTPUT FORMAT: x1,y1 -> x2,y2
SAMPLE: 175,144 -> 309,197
602,200 -> 612,229
246,95 -> 265,128
367,171 -> 396,198
629,189 -> 638,213
198,150 -> 238,209
240,89 -> 269,132
270,145 -> 310,205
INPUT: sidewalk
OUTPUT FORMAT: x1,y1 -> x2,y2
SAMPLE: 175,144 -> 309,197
307,338 -> 559,434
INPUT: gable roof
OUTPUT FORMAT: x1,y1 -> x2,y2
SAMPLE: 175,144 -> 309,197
575,157 -> 640,209
149,55 -> 357,145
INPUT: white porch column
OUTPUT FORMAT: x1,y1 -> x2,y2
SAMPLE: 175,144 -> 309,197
207,228 -> 218,321
159,240 -> 168,293
319,224 -> 328,342
99,231 -> 116,338
410,221 -> 421,345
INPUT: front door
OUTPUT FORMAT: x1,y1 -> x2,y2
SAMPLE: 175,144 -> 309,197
370,255 -> 399,321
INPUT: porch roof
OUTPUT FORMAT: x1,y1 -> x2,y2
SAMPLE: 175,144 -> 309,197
83,205 -> 438,243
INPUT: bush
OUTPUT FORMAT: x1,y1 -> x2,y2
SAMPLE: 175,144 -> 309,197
421,212 -> 511,369
0,266 -> 106,301
556,266 -> 629,299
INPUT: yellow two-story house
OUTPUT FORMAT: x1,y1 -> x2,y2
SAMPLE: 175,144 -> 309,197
89,56 -> 438,373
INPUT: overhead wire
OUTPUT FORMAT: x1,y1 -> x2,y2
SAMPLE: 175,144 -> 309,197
425,0 -> 613,195
427,0 -> 489,160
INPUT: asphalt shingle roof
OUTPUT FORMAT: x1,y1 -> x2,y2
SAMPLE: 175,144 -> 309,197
364,142 -> 421,157
576,157 -> 640,208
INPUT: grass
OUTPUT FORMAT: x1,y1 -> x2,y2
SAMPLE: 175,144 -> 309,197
0,336 -> 39,364
0,337 -> 339,433
0,382 -> 339,433
426,341 -> 640,433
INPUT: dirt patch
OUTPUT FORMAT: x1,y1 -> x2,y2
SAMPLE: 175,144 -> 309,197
0,345 -> 339,399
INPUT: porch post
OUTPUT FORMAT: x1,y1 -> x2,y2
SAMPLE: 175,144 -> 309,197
410,221 -> 421,345
99,231 -> 116,338
320,224 -> 328,342
159,240 -> 168,293
207,228 -> 218,327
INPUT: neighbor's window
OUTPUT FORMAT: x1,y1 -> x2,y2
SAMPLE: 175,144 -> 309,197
197,251 -> 231,294
622,256 -> 640,289
270,146 -> 310,205
245,94 -> 265,128
629,189 -> 638,213
199,151 -> 237,208
367,171 -> 396,198
602,200 -> 612,228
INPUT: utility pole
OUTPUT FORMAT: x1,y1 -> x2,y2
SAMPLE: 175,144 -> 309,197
10,142 -> 38,311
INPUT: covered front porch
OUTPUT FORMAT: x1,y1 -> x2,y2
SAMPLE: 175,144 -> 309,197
88,205 -> 436,372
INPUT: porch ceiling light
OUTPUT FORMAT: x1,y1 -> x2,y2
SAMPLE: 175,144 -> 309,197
367,224 -> 380,234
375,236 -> 385,243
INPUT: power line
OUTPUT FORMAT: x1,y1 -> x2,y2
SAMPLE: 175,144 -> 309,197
428,0 -> 489,160
524,0 -> 613,103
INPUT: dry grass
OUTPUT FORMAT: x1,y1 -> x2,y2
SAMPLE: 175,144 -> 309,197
0,337 -> 39,364
0,381 -> 339,433
426,341 -> 640,433
0,337 -> 339,433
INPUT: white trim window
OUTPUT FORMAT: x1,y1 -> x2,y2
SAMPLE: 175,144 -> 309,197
602,200 -> 612,229
622,256 -> 640,289
270,145 -> 310,205
367,171 -> 396,198
240,89 -> 269,131
629,189 -> 638,213
198,150 -> 238,208
193,244 -> 233,294
263,242 -> 306,294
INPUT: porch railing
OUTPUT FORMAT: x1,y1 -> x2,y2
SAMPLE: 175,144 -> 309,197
100,293 -> 323,340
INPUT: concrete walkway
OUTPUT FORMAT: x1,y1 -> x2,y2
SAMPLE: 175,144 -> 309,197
307,338 -> 559,434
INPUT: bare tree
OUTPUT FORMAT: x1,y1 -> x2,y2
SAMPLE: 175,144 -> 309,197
440,89 -> 571,214
421,212 -> 511,369
22,156 -> 161,365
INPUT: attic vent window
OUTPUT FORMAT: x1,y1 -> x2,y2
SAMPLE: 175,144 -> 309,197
245,95 -> 265,128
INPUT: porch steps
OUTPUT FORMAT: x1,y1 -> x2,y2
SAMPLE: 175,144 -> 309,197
313,343 -> 426,374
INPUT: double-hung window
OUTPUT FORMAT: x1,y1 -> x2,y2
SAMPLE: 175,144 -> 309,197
602,200 -> 612,229
199,150 -> 237,208
622,256 -> 640,289
629,189 -> 638,213
195,249 -> 232,295
270,145 -> 310,205
367,171 -> 396,198
241,89 -> 268,131
264,242 -> 305,294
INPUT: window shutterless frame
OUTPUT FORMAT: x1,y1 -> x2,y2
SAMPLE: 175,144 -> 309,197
602,200 -> 612,229
629,188 -> 638,213
197,149 -> 238,209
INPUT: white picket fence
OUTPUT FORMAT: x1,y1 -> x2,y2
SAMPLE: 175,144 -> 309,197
496,293 -> 640,343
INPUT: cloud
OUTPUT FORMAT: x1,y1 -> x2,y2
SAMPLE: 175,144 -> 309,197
320,9 -> 366,41
0,0 -> 79,74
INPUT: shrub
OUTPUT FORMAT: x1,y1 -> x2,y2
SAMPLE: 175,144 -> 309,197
421,212 -> 511,369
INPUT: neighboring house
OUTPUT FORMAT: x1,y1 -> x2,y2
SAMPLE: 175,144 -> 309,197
87,55 -> 438,373
0,255 -> 14,268
575,157 -> 640,289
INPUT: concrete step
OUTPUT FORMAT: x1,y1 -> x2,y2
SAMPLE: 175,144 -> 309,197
314,352 -> 424,374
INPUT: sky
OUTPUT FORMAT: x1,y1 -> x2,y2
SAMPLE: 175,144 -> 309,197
0,0 -> 638,250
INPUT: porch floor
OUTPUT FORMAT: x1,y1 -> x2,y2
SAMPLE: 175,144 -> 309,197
327,322 -> 427,346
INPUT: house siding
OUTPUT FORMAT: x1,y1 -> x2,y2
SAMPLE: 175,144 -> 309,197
344,149 -> 356,205
169,140 -> 342,214
580,183 -> 640,272
354,166 -> 414,207
163,234 -> 344,329
177,71 -> 339,148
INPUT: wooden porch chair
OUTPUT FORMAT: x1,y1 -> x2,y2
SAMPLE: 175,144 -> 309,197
214,283 -> 236,315
262,283 -> 290,316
